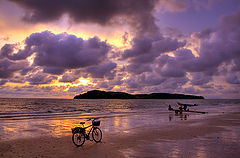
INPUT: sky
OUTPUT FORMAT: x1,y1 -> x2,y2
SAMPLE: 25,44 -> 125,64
0,0 -> 240,99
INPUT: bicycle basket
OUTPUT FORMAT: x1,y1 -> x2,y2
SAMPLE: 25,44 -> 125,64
92,120 -> 100,126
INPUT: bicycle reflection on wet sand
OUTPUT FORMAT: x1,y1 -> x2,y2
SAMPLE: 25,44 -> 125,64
169,113 -> 189,121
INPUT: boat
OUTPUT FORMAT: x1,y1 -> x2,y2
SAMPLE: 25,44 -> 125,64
168,104 -> 207,114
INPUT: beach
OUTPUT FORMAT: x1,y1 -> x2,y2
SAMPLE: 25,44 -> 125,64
1,102 -> 240,158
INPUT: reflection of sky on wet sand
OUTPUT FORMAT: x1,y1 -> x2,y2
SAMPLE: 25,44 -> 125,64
120,124 -> 240,158
0,109 -> 170,140
1,107 -> 240,157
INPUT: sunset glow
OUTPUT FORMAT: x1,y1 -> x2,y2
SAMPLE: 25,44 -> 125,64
0,0 -> 240,99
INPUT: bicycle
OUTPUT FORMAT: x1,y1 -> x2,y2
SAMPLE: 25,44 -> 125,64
72,118 -> 102,147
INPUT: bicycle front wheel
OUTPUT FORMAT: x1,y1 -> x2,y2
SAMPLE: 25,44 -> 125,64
92,127 -> 102,143
72,132 -> 85,147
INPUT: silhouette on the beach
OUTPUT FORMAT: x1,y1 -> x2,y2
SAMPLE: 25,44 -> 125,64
168,103 -> 207,114
72,118 -> 102,147
74,90 -> 205,99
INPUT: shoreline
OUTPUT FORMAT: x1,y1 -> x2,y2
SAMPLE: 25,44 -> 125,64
1,112 -> 240,158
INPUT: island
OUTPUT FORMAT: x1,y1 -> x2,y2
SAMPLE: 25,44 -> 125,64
74,90 -> 204,99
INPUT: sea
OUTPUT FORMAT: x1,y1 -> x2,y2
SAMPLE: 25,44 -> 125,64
0,98 -> 240,141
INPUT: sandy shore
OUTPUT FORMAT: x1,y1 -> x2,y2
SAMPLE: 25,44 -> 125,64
1,112 -> 240,158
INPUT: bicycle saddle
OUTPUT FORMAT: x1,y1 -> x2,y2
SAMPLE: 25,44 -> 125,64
80,122 -> 85,125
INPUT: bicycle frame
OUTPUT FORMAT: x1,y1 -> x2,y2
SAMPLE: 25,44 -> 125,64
72,119 -> 102,147
79,123 -> 99,140
83,124 -> 93,140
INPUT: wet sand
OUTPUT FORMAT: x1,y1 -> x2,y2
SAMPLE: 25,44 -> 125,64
1,112 -> 240,158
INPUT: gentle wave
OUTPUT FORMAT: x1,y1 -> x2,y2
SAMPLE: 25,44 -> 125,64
0,109 -> 98,120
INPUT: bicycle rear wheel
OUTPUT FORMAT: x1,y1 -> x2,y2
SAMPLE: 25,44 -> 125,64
92,127 -> 102,143
72,132 -> 85,147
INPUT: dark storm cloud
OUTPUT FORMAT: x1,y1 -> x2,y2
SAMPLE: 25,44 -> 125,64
43,67 -> 65,75
190,72 -> 212,85
59,74 -> 79,83
158,10 -> 240,79
122,36 -> 185,63
121,35 -> 186,77
28,31 -> 110,69
21,67 -> 33,75
160,77 -> 188,90
158,0 -> 189,12
226,74 -> 240,84
0,59 -> 28,79
191,12 -> 240,73
155,55 -> 186,78
193,28 -> 213,39
183,87 -> 200,94
0,44 -> 32,60
0,79 -> 7,85
1,31 -> 111,75
26,74 -> 57,85
9,0 -> 158,35
125,64 -> 152,75
231,58 -> 240,72
152,12 -> 240,81
137,72 -> 166,86
126,78 -> 142,89
86,62 -> 117,79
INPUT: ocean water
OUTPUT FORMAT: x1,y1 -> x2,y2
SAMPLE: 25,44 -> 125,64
0,98 -> 240,141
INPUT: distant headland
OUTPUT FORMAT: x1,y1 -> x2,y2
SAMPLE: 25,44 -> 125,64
74,90 -> 204,99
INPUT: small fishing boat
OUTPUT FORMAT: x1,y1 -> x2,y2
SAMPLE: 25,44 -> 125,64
168,103 -> 207,114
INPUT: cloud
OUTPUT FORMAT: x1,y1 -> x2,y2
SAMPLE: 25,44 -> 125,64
155,54 -> 186,78
124,78 -> 142,90
86,62 -> 117,79
59,74 -> 79,83
226,73 -> 240,84
30,31 -> 110,69
125,64 -> 152,75
122,36 -> 185,63
157,0 -> 189,12
183,87 -> 200,94
0,59 -> 28,79
137,72 -> 166,86
26,73 -> 57,85
0,79 -> 7,85
160,77 -> 189,91
0,44 -> 32,60
1,31 -> 111,71
190,72 -> 212,85
192,12 -> 240,72
43,67 -> 65,75
9,0 -> 159,35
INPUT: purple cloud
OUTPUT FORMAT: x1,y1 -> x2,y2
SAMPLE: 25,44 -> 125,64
43,67 -> 65,75
59,74 -> 79,83
9,0 -> 158,35
226,74 -> 240,84
155,55 -> 186,78
1,31 -> 112,73
122,36 -> 186,64
190,72 -> 212,85
29,31 -> 110,69
0,59 -> 28,79
86,62 -> 117,79
26,73 -> 57,85
137,72 -> 166,86
125,64 -> 152,75
0,79 -> 7,85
